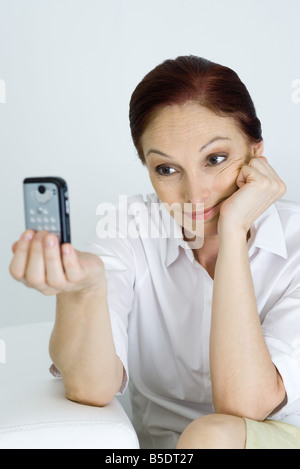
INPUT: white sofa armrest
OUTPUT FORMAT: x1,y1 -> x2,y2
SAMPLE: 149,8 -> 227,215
0,322 -> 139,449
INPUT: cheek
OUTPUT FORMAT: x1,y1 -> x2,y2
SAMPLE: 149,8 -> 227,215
148,175 -> 178,203
209,162 -> 244,197
214,159 -> 244,184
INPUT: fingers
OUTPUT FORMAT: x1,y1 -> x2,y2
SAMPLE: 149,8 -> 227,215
61,244 -> 83,283
11,241 -> 18,254
249,157 -> 286,193
237,156 -> 286,198
9,230 -> 105,299
43,234 -> 67,288
236,163 -> 261,187
259,156 -> 268,163
252,156 -> 272,175
25,231 -> 48,287
249,156 -> 284,184
9,230 -> 83,295
9,230 -> 35,281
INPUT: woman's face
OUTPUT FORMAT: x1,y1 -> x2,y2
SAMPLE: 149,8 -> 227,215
142,102 -> 262,241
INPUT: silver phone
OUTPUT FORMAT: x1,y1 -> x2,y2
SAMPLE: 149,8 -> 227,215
23,177 -> 71,244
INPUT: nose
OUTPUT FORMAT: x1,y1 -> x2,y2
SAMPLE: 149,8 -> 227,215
184,173 -> 210,206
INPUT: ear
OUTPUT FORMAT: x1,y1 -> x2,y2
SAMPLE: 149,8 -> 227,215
252,140 -> 264,157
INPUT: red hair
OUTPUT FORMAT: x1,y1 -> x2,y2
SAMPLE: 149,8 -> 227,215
129,55 -> 263,163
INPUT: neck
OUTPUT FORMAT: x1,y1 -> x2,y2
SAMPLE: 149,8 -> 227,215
192,234 -> 220,279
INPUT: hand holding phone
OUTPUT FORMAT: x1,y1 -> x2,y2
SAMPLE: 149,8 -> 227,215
9,178 -> 106,296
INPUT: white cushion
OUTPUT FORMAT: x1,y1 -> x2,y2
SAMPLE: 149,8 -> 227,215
0,322 -> 139,449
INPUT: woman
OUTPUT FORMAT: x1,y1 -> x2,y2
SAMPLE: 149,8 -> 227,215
9,56 -> 300,449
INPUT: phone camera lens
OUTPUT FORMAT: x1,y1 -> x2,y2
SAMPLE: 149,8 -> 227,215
38,185 -> 46,194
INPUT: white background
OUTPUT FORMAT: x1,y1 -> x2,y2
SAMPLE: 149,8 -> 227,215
1,0 -> 300,327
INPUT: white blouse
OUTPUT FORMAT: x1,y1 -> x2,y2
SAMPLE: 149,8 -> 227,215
87,193 -> 300,449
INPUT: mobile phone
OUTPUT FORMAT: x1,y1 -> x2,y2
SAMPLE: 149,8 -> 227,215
23,177 -> 71,244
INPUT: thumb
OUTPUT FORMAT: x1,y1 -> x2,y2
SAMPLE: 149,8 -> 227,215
11,241 -> 18,253
236,164 -> 257,188
236,165 -> 248,188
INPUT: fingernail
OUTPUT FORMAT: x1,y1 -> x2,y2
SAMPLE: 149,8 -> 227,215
45,236 -> 57,248
22,231 -> 34,241
62,244 -> 72,255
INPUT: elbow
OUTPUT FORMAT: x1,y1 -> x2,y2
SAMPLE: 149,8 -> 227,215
214,402 -> 268,422
214,387 -> 287,422
64,375 -> 123,408
65,385 -> 116,408
56,360 -> 125,408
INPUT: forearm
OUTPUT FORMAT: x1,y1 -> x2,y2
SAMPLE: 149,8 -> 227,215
210,227 -> 285,420
50,286 -> 124,406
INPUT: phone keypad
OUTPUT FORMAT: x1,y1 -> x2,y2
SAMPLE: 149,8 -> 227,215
28,207 -> 58,232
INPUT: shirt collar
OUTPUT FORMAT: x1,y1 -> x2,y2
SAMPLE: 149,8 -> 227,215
158,200 -> 190,268
247,203 -> 288,259
162,201 -> 288,268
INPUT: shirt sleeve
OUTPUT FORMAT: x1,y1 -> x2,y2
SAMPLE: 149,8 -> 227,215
262,285 -> 300,419
85,221 -> 136,395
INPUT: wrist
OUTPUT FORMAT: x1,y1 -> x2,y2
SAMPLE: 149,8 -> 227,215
218,218 -> 248,244
57,281 -> 108,303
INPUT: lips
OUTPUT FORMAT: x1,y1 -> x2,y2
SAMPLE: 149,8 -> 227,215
199,204 -> 218,215
184,201 -> 223,221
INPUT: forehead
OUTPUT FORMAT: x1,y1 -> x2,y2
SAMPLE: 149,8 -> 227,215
141,102 -> 244,148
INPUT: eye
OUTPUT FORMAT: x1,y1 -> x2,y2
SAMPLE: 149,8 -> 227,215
207,154 -> 228,166
155,165 -> 176,176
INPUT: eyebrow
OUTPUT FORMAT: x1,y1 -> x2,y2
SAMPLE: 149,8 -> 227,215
200,136 -> 231,152
146,149 -> 172,159
146,136 -> 231,159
